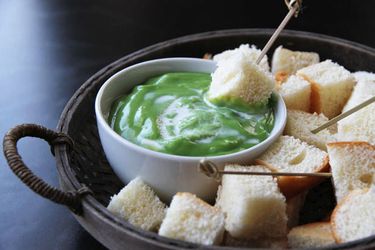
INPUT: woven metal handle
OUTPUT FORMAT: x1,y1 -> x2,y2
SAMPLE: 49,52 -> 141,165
3,124 -> 91,215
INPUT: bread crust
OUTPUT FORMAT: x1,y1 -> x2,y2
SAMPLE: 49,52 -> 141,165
330,189 -> 368,243
297,73 -> 321,113
255,155 -> 330,200
294,221 -> 331,229
327,141 -> 375,150
275,71 -> 289,84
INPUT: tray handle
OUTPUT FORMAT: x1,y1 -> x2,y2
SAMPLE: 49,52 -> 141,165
3,124 -> 92,215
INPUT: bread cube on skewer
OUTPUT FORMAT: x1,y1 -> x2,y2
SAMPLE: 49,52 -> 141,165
285,110 -> 336,151
208,52 -> 275,106
213,43 -> 270,72
256,135 -> 329,198
338,72 -> 375,144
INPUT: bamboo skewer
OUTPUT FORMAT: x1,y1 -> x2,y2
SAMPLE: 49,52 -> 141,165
256,0 -> 302,64
311,96 -> 375,134
198,159 -> 331,180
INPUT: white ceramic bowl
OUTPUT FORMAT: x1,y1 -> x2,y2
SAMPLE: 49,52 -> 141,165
95,58 -> 287,202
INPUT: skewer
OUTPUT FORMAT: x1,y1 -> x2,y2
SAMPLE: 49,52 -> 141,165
198,159 -> 331,180
256,0 -> 302,64
311,96 -> 375,134
198,1 -> 306,180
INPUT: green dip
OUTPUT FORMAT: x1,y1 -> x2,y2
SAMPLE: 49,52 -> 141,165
109,72 -> 275,157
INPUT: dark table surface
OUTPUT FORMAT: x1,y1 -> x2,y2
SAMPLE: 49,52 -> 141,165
1,0 -> 374,249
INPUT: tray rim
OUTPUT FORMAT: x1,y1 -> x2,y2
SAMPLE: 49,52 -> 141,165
55,28 -> 375,250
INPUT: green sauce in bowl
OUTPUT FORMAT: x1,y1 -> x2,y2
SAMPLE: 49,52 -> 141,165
109,72 -> 275,156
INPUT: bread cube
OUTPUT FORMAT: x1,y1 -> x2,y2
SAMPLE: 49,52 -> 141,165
216,164 -> 287,240
338,72 -> 375,144
213,44 -> 270,71
278,75 -> 311,112
256,135 -> 329,198
285,110 -> 336,151
288,222 -> 335,248
107,177 -> 166,231
297,60 -> 355,118
272,46 -> 319,82
158,192 -> 225,245
352,71 -> 375,84
327,142 -> 375,202
208,52 -> 275,106
342,71 -> 375,112
331,188 -> 375,243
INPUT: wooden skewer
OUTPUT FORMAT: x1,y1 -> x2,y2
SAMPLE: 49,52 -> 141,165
256,0 -> 302,64
198,159 -> 331,180
311,96 -> 375,134
216,170 -> 331,177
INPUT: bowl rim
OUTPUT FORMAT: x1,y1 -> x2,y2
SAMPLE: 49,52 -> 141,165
56,29 -> 375,249
95,57 -> 287,161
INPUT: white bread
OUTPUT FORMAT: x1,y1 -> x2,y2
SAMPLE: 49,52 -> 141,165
331,188 -> 375,243
286,192 -> 307,228
338,73 -> 375,145
327,142 -> 375,202
107,177 -> 166,231
208,51 -> 275,106
353,71 -> 375,83
285,110 -> 336,151
158,192 -> 225,245
297,60 -> 355,118
272,46 -> 319,82
215,164 -> 287,240
288,222 -> 336,248
342,71 -> 375,112
278,75 -> 311,112
213,44 -> 270,71
223,233 -> 288,248
256,135 -> 329,198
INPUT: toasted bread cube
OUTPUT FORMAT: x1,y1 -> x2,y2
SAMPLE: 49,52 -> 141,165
288,222 -> 336,248
213,44 -> 270,72
256,135 -> 329,198
107,177 -> 166,231
327,142 -> 375,202
272,46 -> 319,81
331,188 -> 375,243
208,52 -> 275,106
285,110 -> 336,151
216,164 -> 287,240
297,60 -> 355,118
278,75 -> 311,112
158,192 -> 225,245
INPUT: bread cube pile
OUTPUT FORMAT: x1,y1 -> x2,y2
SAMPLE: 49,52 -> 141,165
105,44 -> 375,248
270,45 -> 375,247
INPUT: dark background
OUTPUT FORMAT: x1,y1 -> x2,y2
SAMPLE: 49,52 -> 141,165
0,0 -> 374,249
